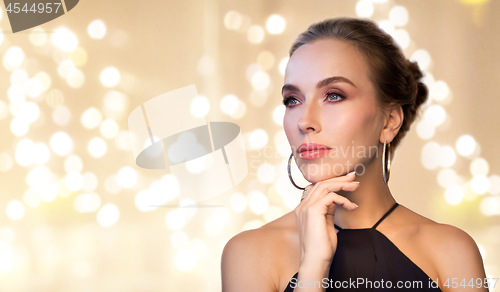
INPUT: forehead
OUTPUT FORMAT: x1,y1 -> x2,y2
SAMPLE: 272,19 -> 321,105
284,38 -> 372,90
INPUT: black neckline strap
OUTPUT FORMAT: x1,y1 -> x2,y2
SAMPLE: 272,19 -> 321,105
334,202 -> 399,231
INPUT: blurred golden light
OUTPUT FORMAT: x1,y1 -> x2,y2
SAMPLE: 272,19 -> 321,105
257,163 -> 276,184
456,134 -> 476,157
82,172 -> 98,192
488,175 -> 500,195
96,204 -> 119,228
70,47 -> 88,67
57,59 -> 76,78
8,84 -> 25,103
103,90 -> 127,113
437,168 -> 460,188
174,250 -> 197,271
114,130 -> 132,151
25,78 -> 44,98
52,105 -> 72,126
23,188 -> 41,208
6,200 -> 25,220
458,0 -> 489,4
45,88 -> 65,108
257,51 -> 275,71
99,67 -> 121,88
279,57 -> 289,76
15,138 -> 35,166
245,63 -> 260,82
248,90 -> 268,107
274,130 -> 290,157
0,100 -> 8,120
224,11 -> 243,30
355,0 -> 374,18
51,27 -> 78,52
264,206 -> 283,223
189,238 -> 208,260
471,175 -> 490,195
37,181 -> 58,202
197,55 -> 216,75
421,141 -> 441,170
10,117 -> 29,137
229,192 -> 247,213
444,184 -> 464,205
479,197 -> 500,216
438,145 -> 456,168
242,219 -> 265,231
266,14 -> 286,35
3,46 -> 25,70
99,118 -> 119,139
74,193 -> 101,213
251,70 -> 270,91
470,157 -> 489,176
160,174 -> 180,201
0,241 -> 13,273
26,166 -> 51,188
35,71 -> 52,91
424,105 -> 446,126
49,131 -> 74,157
166,210 -> 186,230
430,81 -> 450,102
0,30 -> 4,45
393,29 -> 410,49
135,190 -> 156,212
389,6 -> 409,27
116,166 -> 137,188
273,105 -> 285,126
66,68 -> 85,88
230,100 -> 246,120
248,129 -> 268,150
72,260 -> 92,278
204,218 -> 223,236
18,101 -> 40,124
247,25 -> 265,44
10,69 -> 28,85
0,152 -> 13,172
28,27 -> 47,46
65,171 -> 84,192
32,142 -> 50,165
411,49 -> 431,71
190,95 -> 210,118
81,107 -> 103,129
416,119 -> 435,140
87,137 -> 107,158
248,190 -> 269,214
104,175 -> 121,194
220,94 -> 240,115
378,20 -> 395,36
88,19 -> 107,39
171,231 -> 189,250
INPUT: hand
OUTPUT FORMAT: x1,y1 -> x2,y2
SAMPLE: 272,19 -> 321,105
294,171 -> 359,266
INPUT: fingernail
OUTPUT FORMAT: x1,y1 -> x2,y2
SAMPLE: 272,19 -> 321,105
348,171 -> 356,176
353,203 -> 359,208
354,181 -> 360,184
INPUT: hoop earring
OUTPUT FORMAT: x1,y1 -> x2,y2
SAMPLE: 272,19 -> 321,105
382,139 -> 391,184
288,153 -> 305,190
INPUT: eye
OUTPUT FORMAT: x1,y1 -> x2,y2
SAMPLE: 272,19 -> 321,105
282,97 -> 300,107
326,92 -> 345,102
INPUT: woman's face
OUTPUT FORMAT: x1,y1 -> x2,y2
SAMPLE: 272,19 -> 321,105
283,38 -> 385,183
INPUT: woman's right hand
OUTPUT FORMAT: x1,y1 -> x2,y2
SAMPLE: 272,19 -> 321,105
294,171 -> 359,267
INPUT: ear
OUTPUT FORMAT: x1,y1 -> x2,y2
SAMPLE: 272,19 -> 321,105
379,105 -> 404,144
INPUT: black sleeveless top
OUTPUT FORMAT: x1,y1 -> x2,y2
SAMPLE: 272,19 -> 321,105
283,203 -> 442,291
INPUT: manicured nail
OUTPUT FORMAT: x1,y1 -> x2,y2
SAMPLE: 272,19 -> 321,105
348,171 -> 356,176
354,181 -> 360,184
353,203 -> 359,208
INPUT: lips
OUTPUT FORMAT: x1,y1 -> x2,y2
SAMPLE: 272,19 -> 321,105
297,143 -> 332,153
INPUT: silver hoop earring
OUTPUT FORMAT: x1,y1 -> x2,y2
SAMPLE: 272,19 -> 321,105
382,139 -> 391,184
288,153 -> 305,190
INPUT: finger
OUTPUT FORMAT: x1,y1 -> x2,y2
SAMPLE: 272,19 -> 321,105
305,181 -> 360,203
318,192 -> 358,211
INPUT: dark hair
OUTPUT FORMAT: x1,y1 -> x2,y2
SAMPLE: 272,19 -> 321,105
289,17 -> 428,152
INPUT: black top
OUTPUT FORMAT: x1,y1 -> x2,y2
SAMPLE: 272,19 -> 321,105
283,203 -> 442,291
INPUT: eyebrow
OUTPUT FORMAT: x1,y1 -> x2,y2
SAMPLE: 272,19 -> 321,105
281,76 -> 357,95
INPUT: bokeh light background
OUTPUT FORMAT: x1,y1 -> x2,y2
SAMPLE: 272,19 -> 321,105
0,0 -> 499,291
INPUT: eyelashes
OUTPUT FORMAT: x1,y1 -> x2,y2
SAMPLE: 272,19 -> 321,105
282,91 -> 346,107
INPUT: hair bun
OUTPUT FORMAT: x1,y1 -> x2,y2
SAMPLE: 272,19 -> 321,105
406,60 -> 428,111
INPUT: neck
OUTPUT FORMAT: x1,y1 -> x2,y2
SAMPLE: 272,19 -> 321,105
333,154 -> 397,229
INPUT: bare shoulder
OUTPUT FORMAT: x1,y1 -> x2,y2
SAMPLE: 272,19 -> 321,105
221,211 -> 298,292
390,206 -> 487,291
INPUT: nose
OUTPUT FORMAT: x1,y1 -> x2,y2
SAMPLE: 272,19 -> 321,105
297,99 -> 321,134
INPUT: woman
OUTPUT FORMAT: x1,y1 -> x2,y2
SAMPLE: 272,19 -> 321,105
221,17 -> 488,292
